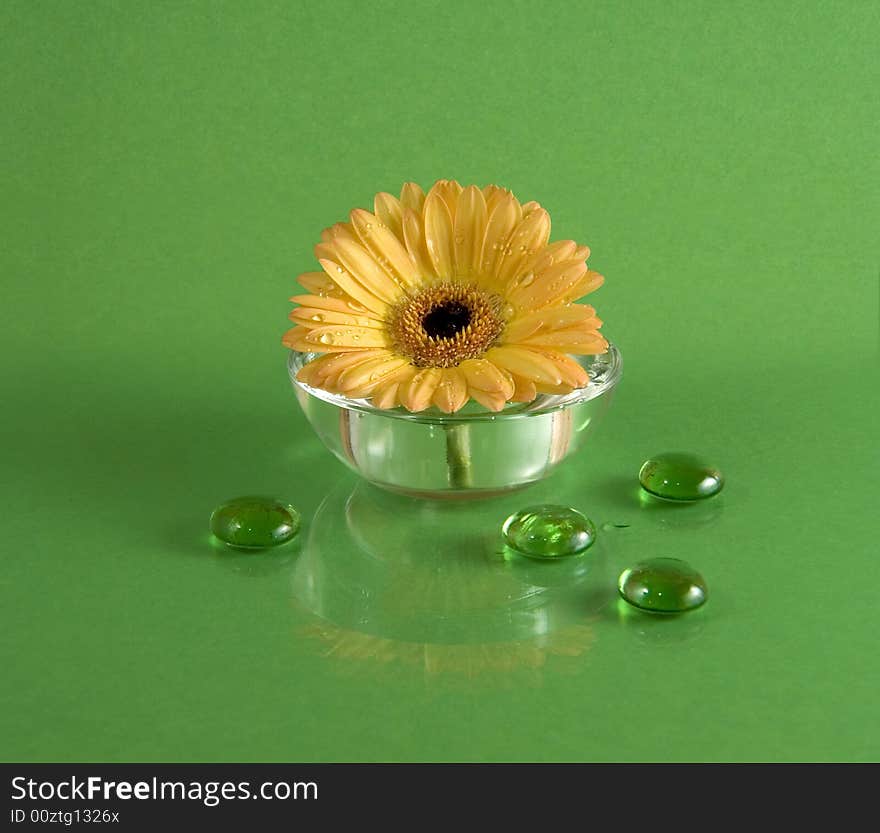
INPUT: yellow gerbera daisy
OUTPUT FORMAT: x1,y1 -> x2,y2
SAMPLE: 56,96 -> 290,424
283,180 -> 608,413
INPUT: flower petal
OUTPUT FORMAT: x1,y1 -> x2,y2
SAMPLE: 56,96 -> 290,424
534,382 -> 575,394
522,329 -> 608,354
329,236 -> 404,304
400,182 -> 426,213
336,352 -> 410,393
430,179 -> 463,219
458,358 -> 515,397
400,367 -> 442,412
508,259 -> 588,310
484,345 -> 564,386
288,294 -> 383,317
502,303 -> 600,343
297,351 -> 380,388
294,356 -> 324,387
288,294 -> 350,311
314,241 -> 338,262
282,327 -> 313,352
350,208 -> 420,288
302,325 -> 390,349
289,307 -> 385,329
530,240 -> 577,274
323,222 -> 359,246
510,375 -> 537,403
423,191 -> 455,280
483,185 -> 522,219
482,184 -> 509,212
373,192 -> 404,239
495,208 -> 552,286
296,271 -> 342,297
371,381 -> 399,409
453,185 -> 488,280
432,368 -> 469,413
479,192 -> 522,282
529,350 -> 590,387
563,269 -> 604,303
323,353 -> 387,389
467,387 -> 507,412
402,207 -> 436,279
495,365 -> 516,398
350,363 -> 414,398
318,258 -> 388,315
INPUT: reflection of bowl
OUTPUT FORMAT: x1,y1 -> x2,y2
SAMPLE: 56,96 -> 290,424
291,480 -> 609,647
287,345 -> 622,499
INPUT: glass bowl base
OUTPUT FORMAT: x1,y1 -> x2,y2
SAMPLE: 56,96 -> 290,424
288,345 -> 622,500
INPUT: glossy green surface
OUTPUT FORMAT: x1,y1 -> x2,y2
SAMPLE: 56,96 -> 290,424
210,496 -> 300,549
2,1 -> 878,762
618,558 -> 708,614
639,453 -> 724,502
503,505 -> 596,558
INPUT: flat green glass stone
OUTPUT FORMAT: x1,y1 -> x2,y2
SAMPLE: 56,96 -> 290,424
502,504 -> 596,559
210,496 -> 301,549
618,558 -> 707,613
639,452 -> 724,501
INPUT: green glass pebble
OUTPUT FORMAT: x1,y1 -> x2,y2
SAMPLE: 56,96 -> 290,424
210,496 -> 301,549
639,452 -> 724,501
618,558 -> 707,614
502,504 -> 596,559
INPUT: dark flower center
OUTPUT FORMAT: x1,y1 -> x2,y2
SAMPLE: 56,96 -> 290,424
388,281 -> 505,368
422,301 -> 472,340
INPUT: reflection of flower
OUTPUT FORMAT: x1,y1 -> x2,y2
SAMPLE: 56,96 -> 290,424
291,479 -> 605,680
283,180 -> 607,413
297,619 -> 596,678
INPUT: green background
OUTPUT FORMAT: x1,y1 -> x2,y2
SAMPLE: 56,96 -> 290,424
2,0 -> 878,762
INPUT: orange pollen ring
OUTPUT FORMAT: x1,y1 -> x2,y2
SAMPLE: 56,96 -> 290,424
388,281 -> 506,368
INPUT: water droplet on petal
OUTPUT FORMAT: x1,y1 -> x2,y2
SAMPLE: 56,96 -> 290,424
618,558 -> 707,613
311,314 -> 324,322
502,505 -> 596,559
318,333 -> 333,345
347,301 -> 367,313
519,273 -> 535,287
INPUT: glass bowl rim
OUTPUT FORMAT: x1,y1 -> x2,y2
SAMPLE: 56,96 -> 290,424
287,342 -> 622,424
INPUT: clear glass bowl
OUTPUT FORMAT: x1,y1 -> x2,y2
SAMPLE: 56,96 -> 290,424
287,344 -> 622,499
